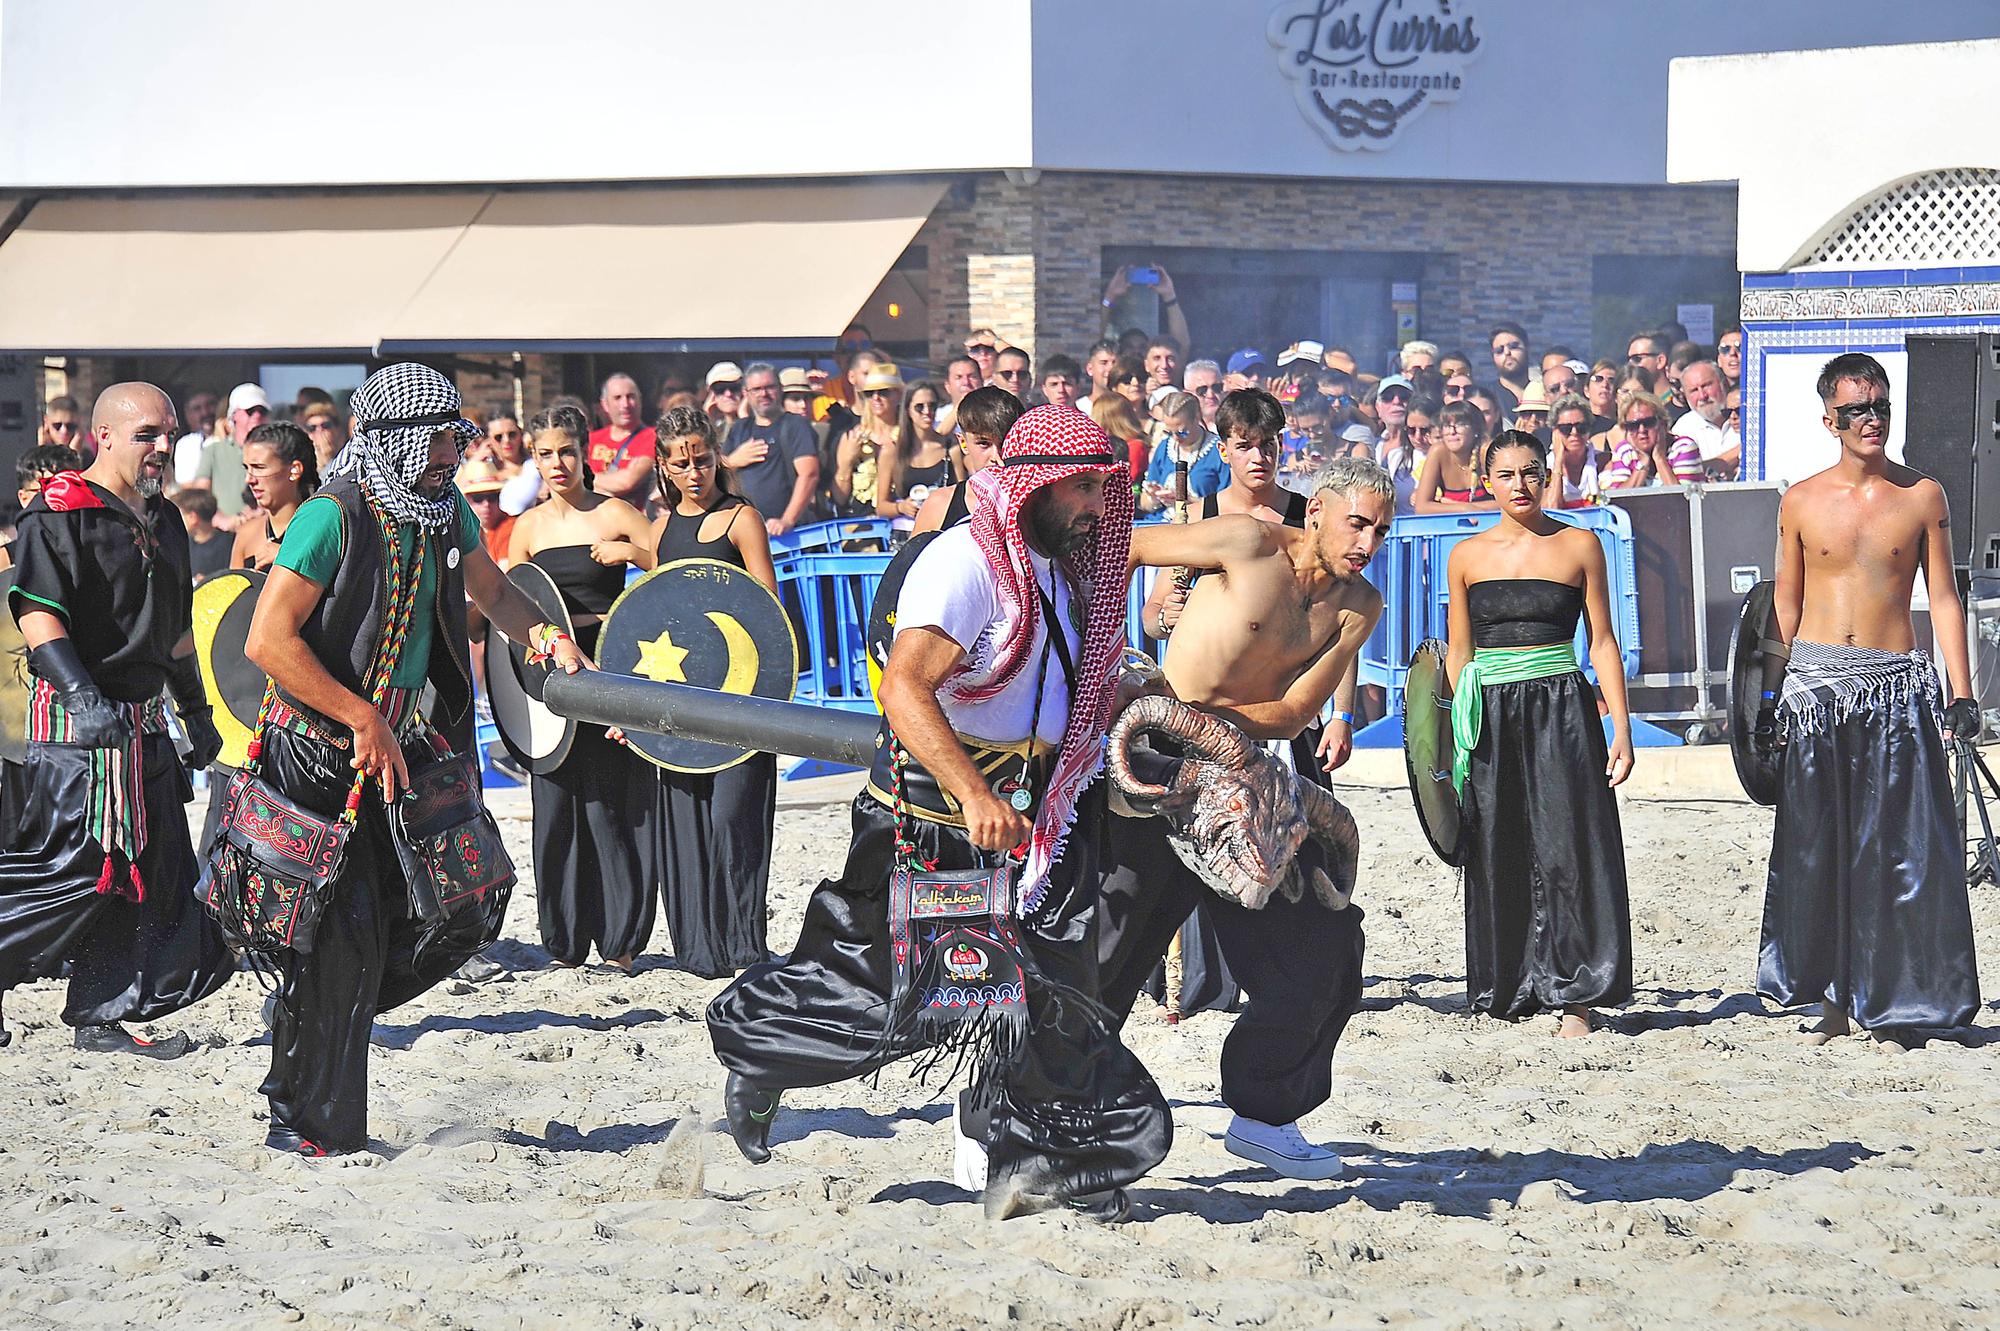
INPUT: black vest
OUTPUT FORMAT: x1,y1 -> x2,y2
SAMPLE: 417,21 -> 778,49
276,479 -> 472,749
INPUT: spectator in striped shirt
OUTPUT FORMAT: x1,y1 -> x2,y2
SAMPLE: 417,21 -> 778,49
1602,390 -> 1702,489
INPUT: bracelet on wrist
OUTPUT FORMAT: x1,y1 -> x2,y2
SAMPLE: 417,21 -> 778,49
1329,710 -> 1355,727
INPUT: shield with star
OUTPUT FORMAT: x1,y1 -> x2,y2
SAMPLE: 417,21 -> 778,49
598,557 -> 800,774
484,560 -> 577,775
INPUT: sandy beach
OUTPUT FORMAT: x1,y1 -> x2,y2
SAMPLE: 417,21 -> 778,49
3,752 -> 1997,1330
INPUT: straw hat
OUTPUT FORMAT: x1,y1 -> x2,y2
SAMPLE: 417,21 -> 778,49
860,363 -> 905,393
456,456 -> 508,496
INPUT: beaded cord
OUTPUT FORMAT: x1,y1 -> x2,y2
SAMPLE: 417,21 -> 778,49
240,486 -> 430,823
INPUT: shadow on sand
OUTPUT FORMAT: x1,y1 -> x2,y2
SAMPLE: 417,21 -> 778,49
1136,1137 -> 1882,1223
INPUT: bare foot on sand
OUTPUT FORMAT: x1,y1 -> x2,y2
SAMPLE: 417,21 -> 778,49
1869,1028 -> 1909,1054
606,956 -> 636,974
1558,1007 -> 1593,1038
1806,1001 -> 1851,1046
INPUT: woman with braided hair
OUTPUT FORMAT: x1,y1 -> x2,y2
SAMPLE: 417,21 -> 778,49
245,363 -> 589,1156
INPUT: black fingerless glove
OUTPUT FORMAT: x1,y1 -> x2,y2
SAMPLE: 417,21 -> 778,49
27,638 -> 132,749
166,653 -> 223,769
1944,698 -> 1981,743
1753,702 -> 1782,750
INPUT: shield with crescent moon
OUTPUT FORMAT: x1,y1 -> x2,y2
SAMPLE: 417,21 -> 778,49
1403,638 -> 1465,867
484,561 -> 577,775
864,529 -> 939,706
1727,579 -> 1783,806
191,568 -> 270,770
0,569 -> 30,763
597,557 -> 800,774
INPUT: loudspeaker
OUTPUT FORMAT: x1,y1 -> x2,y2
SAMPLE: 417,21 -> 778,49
1903,333 -> 2000,569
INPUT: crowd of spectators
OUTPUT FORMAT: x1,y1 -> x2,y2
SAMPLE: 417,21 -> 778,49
0,273 -> 1747,583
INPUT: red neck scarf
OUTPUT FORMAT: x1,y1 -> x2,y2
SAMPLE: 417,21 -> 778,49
957,406 -> 1132,911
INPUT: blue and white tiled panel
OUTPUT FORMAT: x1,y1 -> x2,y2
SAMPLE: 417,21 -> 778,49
1739,264 -> 2000,484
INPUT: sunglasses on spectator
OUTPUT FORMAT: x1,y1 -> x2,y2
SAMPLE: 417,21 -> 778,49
966,340 -> 997,353
1191,384 -> 1222,398
46,420 -> 80,433
711,381 -> 744,395
1553,420 -> 1589,435
782,390 -> 812,400
1626,353 -> 1657,364
862,388 -> 898,399
1408,425 -> 1434,438
1718,342 -> 1742,356
1589,372 -> 1618,385
1491,340 -> 1525,355
909,400 -> 937,414
994,369 -> 1027,381
1624,414 -> 1662,430
1443,385 -> 1468,399
1379,389 -> 1410,404
1832,398 -> 1892,427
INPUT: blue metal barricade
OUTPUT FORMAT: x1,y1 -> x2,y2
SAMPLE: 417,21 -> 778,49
1353,506 -> 1648,746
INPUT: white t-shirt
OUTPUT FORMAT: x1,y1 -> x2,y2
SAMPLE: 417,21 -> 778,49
893,524 -> 1080,747
172,431 -> 209,486
1672,409 -> 1738,465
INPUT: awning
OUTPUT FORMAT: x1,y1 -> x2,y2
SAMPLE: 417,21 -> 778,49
380,180 -> 945,353
0,180 -> 945,355
0,192 -> 488,353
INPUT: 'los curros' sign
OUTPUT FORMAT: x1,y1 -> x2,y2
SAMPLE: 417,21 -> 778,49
1268,0 -> 1484,152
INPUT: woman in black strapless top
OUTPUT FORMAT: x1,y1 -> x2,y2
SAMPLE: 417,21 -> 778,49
1445,430 -> 1634,1038
639,408 -> 780,977
509,405 -> 659,971
231,421 -> 319,572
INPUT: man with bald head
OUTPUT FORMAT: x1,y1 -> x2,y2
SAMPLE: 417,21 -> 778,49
0,382 -> 233,1056
587,372 -> 654,506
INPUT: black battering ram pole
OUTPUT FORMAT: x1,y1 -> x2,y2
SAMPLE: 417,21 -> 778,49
541,670 -> 884,769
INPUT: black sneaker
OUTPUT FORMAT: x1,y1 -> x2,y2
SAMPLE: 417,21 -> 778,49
265,1125 -> 338,1158
722,1072 -> 780,1164
72,1023 -> 192,1059
1065,1189 -> 1133,1224
454,953 -> 505,983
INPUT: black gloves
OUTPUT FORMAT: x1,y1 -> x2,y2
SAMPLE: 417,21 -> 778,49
167,652 -> 222,770
1945,698 -> 1982,743
28,639 -> 132,749
1753,702 -> 1782,751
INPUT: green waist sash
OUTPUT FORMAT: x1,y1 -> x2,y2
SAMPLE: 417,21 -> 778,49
1451,642 -> 1579,794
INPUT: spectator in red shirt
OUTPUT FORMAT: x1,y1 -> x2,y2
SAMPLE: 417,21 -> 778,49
587,373 -> 653,506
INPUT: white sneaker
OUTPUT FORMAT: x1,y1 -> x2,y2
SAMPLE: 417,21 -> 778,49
1224,1116 -> 1345,1181
953,1098 -> 989,1192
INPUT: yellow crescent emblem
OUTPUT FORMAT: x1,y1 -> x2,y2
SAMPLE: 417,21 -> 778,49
706,611 -> 760,695
191,573 -> 258,769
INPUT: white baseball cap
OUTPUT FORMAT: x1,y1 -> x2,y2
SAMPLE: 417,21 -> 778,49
705,362 -> 745,387
227,383 -> 271,413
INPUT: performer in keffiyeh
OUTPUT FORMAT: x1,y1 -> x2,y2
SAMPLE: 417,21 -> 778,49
246,363 -> 588,1155
1758,353 -> 1981,1047
707,405 -> 1170,1223
0,383 -> 232,1056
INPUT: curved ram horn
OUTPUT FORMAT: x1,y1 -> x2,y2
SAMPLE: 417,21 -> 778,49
1107,694 -> 1178,802
1297,782 -> 1360,907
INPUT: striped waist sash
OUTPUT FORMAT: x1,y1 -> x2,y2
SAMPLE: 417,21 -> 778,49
1450,642 -> 1579,794
27,678 -> 171,901
1780,640 -> 1940,739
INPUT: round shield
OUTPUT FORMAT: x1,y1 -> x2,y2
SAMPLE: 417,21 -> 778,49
865,529 -> 940,706
1727,579 -> 1783,806
484,561 -> 576,775
1403,638 -> 1465,867
596,555 -> 800,771
191,569 -> 269,769
0,569 -> 30,763
598,558 -> 800,774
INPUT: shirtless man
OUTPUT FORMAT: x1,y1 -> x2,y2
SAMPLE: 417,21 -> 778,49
1143,391 -> 1358,772
1099,446 -> 1393,1180
1758,352 -> 1980,1048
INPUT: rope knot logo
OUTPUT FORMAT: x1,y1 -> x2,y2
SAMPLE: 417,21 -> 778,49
1268,0 -> 1483,152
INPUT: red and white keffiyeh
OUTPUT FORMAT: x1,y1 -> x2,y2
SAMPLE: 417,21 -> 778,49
957,405 -> 1132,911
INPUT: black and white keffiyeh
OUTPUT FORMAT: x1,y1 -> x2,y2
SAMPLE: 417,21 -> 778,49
324,362 -> 479,532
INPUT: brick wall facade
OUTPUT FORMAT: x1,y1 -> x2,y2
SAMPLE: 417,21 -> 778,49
452,353 -> 564,422
913,171 -> 1739,367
